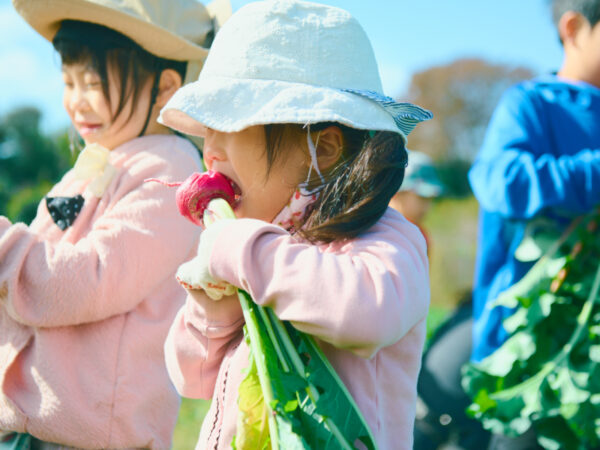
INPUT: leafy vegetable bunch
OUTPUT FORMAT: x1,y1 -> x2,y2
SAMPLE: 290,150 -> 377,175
462,210 -> 600,450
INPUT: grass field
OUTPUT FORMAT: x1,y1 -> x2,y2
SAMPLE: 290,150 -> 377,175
424,195 -> 479,310
170,196 -> 480,449
172,398 -> 210,449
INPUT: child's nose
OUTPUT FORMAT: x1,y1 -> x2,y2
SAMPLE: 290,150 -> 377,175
68,87 -> 89,111
202,129 -> 226,169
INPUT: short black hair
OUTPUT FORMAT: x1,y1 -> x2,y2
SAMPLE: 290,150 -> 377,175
551,0 -> 600,28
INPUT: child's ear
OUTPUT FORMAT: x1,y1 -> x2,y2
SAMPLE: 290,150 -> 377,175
315,126 -> 344,170
559,11 -> 585,45
155,69 -> 183,108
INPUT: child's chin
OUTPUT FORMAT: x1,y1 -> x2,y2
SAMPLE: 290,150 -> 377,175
232,206 -> 244,219
233,208 -> 262,221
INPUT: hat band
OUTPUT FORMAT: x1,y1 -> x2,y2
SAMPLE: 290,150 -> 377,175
340,88 -> 433,136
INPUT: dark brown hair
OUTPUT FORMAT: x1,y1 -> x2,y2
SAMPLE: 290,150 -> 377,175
52,20 -> 187,126
264,122 -> 408,243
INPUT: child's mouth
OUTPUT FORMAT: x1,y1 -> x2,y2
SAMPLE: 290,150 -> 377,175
77,123 -> 102,136
229,178 -> 242,208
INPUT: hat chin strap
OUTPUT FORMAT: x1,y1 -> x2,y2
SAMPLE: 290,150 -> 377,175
306,126 -> 325,184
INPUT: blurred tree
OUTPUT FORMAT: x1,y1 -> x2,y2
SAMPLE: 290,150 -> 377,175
403,58 -> 534,196
406,58 -> 534,161
435,158 -> 474,198
0,107 -> 73,223
406,58 -> 535,162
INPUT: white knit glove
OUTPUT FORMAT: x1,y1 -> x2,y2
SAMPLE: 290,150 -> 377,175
176,219 -> 236,300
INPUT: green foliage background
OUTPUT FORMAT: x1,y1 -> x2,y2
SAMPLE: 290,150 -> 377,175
0,107 -> 76,224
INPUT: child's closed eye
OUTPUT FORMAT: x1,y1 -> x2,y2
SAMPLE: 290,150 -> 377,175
83,74 -> 102,89
61,73 -> 74,89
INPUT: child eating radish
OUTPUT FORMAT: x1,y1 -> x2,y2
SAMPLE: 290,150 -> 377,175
161,1 -> 432,448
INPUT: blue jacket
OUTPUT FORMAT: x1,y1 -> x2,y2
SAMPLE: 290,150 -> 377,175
469,75 -> 600,362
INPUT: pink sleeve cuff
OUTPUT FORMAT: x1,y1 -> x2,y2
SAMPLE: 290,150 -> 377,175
209,219 -> 287,291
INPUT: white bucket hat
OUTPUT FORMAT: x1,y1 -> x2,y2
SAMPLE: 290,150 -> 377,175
159,0 -> 432,141
12,0 -> 232,81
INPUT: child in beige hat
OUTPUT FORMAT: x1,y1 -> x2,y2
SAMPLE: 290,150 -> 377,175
0,0 -> 228,448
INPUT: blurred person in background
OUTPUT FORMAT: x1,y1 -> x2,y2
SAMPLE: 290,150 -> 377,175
467,0 -> 600,447
393,152 -> 491,449
413,289 -> 491,450
389,150 -> 443,254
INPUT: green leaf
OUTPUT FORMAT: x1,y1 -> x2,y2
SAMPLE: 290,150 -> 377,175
293,328 -> 377,449
590,345 -> 600,363
548,367 -> 589,405
235,354 -> 271,450
475,332 -> 536,377
493,256 -> 566,309
536,416 -> 586,450
514,218 -> 563,263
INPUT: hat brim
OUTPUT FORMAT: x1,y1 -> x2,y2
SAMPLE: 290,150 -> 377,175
159,75 -> 403,138
13,0 -> 209,61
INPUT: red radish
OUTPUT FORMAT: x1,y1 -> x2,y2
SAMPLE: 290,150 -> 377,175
146,171 -> 236,226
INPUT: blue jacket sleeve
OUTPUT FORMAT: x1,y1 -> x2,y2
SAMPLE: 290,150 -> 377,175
468,85 -> 600,219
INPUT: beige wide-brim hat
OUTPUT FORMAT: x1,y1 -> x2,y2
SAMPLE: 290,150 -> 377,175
159,0 -> 432,141
13,0 -> 232,66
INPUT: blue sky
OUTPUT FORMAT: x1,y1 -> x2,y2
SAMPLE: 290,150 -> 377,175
1,0 -> 563,132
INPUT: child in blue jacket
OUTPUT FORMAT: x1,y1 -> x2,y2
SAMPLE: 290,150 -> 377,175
469,0 -> 600,447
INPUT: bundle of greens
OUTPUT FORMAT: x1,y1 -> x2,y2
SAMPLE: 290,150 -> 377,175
462,210 -> 600,450
164,170 -> 377,450
233,290 -> 377,449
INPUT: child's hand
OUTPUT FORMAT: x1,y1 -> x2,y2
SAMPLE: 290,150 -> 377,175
176,219 -> 236,300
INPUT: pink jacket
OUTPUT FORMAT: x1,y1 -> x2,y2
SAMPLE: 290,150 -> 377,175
0,135 -> 202,449
165,208 -> 430,450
